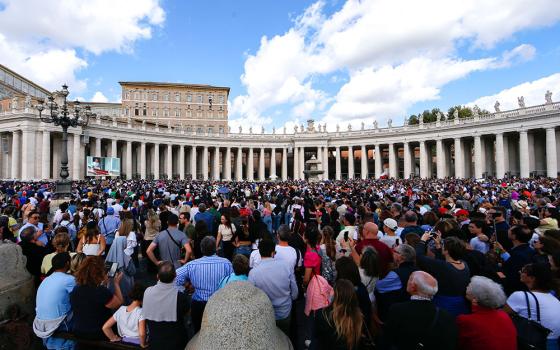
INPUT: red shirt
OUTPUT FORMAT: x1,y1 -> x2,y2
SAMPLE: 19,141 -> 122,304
355,238 -> 394,276
456,306 -> 517,350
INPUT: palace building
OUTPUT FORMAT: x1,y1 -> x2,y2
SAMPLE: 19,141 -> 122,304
0,63 -> 559,181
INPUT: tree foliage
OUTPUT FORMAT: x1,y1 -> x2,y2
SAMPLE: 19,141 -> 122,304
406,105 -> 490,124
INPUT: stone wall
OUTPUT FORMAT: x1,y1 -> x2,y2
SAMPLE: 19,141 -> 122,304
0,241 -> 35,319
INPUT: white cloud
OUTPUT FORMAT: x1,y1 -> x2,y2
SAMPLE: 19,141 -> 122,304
91,91 -> 109,103
468,73 -> 560,111
229,0 -> 560,128
0,0 -> 165,92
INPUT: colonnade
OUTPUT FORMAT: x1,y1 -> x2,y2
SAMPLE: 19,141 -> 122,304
1,126 -> 558,181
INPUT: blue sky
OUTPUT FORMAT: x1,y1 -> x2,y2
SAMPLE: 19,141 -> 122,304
1,0 -> 560,130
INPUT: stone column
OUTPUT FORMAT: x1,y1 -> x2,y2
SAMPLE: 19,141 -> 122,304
21,129 -> 35,180
348,146 -> 354,179
474,135 -> 483,178
299,147 -> 305,179
317,147 -> 323,179
95,137 -> 101,157
375,144 -> 382,178
42,130 -> 50,179
224,147 -> 232,181
323,146 -> 329,180
166,144 -> 173,179
140,142 -> 146,179
202,146 -> 209,180
495,133 -> 505,179
258,148 -> 265,181
178,145 -> 184,180
282,148 -> 288,181
72,133 -> 81,180
111,140 -> 117,158
212,147 -> 220,180
335,146 -> 341,180
389,143 -> 397,178
11,130 -> 20,179
235,148 -> 243,181
546,128 -> 557,178
454,138 -> 464,179
403,142 -> 411,179
361,145 -> 368,179
419,141 -> 428,178
190,146 -> 197,179
270,147 -> 276,179
153,144 -> 160,179
126,141 -> 133,179
436,139 -> 445,179
248,148 -> 254,181
519,130 -> 530,178
293,147 -> 299,180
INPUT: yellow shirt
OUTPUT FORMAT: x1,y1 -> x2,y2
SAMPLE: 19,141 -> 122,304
41,252 -> 76,275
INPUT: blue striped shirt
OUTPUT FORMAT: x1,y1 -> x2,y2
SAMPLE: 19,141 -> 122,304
176,255 -> 233,301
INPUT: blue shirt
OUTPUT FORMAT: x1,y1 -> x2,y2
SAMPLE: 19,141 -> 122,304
248,258 -> 298,320
98,215 -> 121,245
375,271 -> 402,293
36,272 -> 76,320
218,273 -> 248,289
195,211 -> 215,233
176,255 -> 233,301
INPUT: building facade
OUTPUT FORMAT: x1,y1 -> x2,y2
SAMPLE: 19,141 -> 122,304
120,82 -> 229,134
1,94 -> 559,181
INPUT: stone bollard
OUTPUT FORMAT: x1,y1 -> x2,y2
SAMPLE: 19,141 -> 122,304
0,241 -> 35,319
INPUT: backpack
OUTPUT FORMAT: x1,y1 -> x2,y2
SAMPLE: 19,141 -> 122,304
316,248 -> 336,285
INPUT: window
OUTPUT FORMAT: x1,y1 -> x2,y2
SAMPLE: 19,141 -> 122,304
187,110 -> 192,118
152,93 -> 157,101
164,108 -> 169,117
187,94 -> 192,102
218,112 -> 223,119
151,109 -> 157,117
197,127 -> 203,134
175,108 -> 180,117
124,108 -> 129,116
175,93 -> 180,102
219,127 -> 224,134
208,127 -> 213,134
197,95 -> 202,103
187,127 -> 192,133
134,108 -> 139,116
125,92 -> 130,100
143,109 -> 147,116
134,92 -> 139,100
219,95 -> 224,104
164,93 -> 169,101
197,111 -> 202,118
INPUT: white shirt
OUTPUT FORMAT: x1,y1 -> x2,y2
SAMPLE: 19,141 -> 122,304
218,224 -> 236,242
249,250 -> 262,268
274,245 -> 298,270
112,203 -> 123,217
507,291 -> 560,339
380,235 -> 401,249
113,305 -> 144,339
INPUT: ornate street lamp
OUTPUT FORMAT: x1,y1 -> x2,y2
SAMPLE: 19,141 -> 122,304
36,84 -> 95,196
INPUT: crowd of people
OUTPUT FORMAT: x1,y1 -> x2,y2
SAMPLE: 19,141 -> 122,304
3,176 -> 560,349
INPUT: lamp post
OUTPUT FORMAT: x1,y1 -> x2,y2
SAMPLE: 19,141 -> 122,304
36,84 -> 94,196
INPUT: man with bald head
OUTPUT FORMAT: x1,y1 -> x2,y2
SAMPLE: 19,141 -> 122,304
384,271 -> 458,350
348,222 -> 394,276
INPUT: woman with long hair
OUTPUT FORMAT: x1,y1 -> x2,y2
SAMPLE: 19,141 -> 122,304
320,225 -> 337,261
359,246 -> 380,302
143,208 -> 160,273
314,279 -> 364,350
216,214 -> 236,261
77,221 -> 106,256
70,256 -> 124,340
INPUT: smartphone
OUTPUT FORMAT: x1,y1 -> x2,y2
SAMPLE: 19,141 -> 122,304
38,222 -> 44,231
344,231 -> 349,242
107,262 -> 118,278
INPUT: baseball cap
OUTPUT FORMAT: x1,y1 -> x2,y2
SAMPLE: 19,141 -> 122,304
454,209 -> 469,217
107,207 -> 115,215
383,218 -> 398,231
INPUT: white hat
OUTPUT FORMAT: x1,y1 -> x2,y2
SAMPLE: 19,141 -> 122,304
383,218 -> 398,231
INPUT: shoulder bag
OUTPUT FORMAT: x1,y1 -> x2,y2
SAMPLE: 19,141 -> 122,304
511,291 -> 551,350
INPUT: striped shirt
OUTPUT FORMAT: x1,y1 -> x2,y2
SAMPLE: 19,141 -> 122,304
176,255 -> 233,301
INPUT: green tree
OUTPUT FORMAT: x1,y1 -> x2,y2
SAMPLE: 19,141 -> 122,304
408,114 -> 419,125
447,105 -> 473,120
